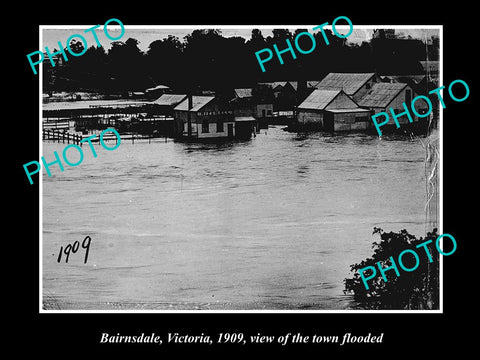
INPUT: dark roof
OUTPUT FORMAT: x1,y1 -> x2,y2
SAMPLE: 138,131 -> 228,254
297,89 -> 343,110
357,82 -> 408,108
316,73 -> 376,95
174,96 -> 216,112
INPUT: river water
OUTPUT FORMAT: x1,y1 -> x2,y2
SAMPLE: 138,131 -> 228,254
42,126 -> 436,310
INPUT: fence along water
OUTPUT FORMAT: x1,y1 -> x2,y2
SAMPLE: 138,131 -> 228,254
24,128 -> 121,185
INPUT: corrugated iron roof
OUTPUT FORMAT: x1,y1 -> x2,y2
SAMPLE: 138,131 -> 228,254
174,96 -> 216,112
316,73 -> 376,95
297,89 -> 342,110
357,82 -> 408,108
152,94 -> 187,106
234,88 -> 253,98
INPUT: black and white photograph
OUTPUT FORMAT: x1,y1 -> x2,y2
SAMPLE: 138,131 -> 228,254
38,24 -> 443,312
13,6 -> 474,355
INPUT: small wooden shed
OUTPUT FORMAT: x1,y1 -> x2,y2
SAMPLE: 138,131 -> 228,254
297,89 -> 372,132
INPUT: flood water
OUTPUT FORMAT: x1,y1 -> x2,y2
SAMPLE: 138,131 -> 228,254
42,126 -> 436,310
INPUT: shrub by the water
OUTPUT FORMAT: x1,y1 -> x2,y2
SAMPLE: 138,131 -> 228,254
344,228 -> 440,310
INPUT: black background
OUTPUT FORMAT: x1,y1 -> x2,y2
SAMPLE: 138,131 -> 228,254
14,2 -> 474,356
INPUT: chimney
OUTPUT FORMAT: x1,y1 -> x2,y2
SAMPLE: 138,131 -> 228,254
188,93 -> 193,110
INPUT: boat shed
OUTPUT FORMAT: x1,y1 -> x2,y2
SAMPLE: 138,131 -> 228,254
314,73 -> 379,102
297,89 -> 372,132
357,82 -> 429,126
174,96 -> 236,139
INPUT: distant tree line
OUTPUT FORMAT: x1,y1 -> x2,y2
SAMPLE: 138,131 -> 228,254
43,28 -> 439,95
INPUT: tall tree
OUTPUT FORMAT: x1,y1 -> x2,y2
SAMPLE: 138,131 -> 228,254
107,38 -> 148,92
146,35 -> 183,88
181,29 -> 224,91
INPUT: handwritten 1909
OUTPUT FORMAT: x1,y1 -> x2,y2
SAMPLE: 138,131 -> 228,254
57,236 -> 92,264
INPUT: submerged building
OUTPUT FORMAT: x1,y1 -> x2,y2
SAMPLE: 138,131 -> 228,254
295,73 -> 431,133
357,82 -> 429,129
297,89 -> 372,131
173,95 -> 256,141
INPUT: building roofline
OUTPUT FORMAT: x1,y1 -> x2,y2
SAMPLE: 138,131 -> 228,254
383,83 -> 409,109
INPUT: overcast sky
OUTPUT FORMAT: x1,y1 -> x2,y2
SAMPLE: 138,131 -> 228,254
41,26 -> 440,53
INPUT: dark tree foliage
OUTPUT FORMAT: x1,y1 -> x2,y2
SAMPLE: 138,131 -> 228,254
107,38 -> 150,93
371,37 -> 425,75
43,29 -> 437,94
344,228 -> 440,310
146,35 -> 183,88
